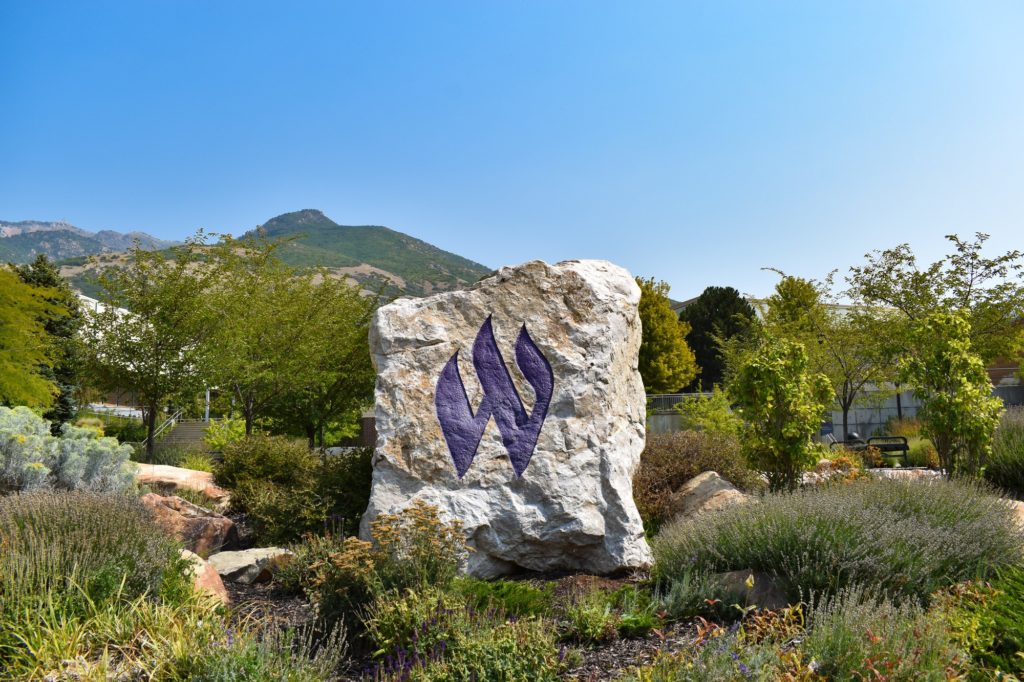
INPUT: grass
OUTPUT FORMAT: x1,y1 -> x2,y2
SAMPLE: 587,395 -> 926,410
985,406 -> 1024,498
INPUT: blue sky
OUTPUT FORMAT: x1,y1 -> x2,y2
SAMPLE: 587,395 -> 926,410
2,1 -> 1022,299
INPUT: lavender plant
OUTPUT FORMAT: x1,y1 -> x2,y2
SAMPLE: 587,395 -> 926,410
654,477 -> 1021,603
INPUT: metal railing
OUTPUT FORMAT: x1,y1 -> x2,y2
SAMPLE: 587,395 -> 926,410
141,408 -> 184,449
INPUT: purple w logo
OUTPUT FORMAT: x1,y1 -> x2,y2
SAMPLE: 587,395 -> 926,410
435,316 -> 554,478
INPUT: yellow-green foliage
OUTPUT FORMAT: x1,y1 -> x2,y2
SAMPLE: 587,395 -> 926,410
728,337 -> 833,491
637,277 -> 698,393
900,312 -> 1004,478
308,500 -> 468,627
0,267 -> 61,410
674,386 -> 742,438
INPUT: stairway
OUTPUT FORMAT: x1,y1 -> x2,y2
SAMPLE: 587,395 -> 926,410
153,419 -> 210,455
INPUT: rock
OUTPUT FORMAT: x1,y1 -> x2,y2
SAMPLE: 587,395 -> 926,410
208,547 -> 295,584
180,549 -> 229,604
362,259 -> 652,577
135,463 -> 230,508
669,471 -> 750,518
867,468 -> 943,481
1006,499 -> 1024,531
141,493 -> 237,555
714,570 -> 790,611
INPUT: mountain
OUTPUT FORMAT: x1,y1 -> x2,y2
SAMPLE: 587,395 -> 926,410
44,210 -> 491,299
0,220 -> 177,262
246,209 -> 492,296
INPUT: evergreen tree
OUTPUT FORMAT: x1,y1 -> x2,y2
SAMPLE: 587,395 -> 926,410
636,277 -> 698,393
678,286 -> 756,390
15,255 -> 83,433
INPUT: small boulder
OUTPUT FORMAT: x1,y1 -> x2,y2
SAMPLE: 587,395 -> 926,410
713,570 -> 790,611
142,493 -> 237,555
135,463 -> 230,509
1006,499 -> 1024,531
180,549 -> 229,604
207,547 -> 295,584
670,471 -> 750,518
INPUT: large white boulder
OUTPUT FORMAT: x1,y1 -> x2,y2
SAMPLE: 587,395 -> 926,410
361,259 -> 652,577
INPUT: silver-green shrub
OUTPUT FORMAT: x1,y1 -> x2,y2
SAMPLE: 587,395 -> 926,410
0,406 -> 135,493
654,477 -> 1022,603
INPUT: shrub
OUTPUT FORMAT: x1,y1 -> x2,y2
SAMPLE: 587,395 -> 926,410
308,500 -> 468,628
985,406 -> 1024,497
0,491 -> 185,611
906,437 -> 940,468
203,415 -> 247,452
939,566 -> 1024,676
217,437 -> 372,543
900,311 -> 1004,478
635,431 -> 763,532
673,386 -> 743,438
801,587 -> 966,679
653,478 -> 1021,603
363,587 -> 564,682
884,416 -> 923,438
182,450 -> 214,472
625,589 -> 966,681
73,416 -> 105,435
727,338 -> 834,492
0,405 -> 136,494
217,434 -> 319,492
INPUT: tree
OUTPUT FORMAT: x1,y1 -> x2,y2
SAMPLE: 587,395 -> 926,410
762,272 -> 892,441
636,277 -> 698,393
15,255 -> 84,432
0,267 -> 61,409
899,312 -> 1003,479
678,286 -> 756,390
728,337 -> 833,491
205,233 -> 378,440
265,274 -> 377,447
82,240 -> 214,456
848,233 -> 1024,363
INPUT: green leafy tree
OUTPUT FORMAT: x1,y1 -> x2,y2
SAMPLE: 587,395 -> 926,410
0,267 -> 61,409
636,277 -> 698,393
848,233 -> 1024,363
15,255 -> 84,432
82,240 -> 214,456
899,312 -> 1003,478
265,274 -> 377,447
206,234 -> 377,440
679,286 -> 756,390
762,272 -> 893,441
673,385 -> 743,438
728,337 -> 833,491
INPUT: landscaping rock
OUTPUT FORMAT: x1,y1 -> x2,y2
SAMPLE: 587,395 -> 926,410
135,463 -> 230,508
208,547 -> 295,584
141,493 -> 237,555
180,549 -> 229,604
362,259 -> 652,577
670,471 -> 750,518
868,468 -> 943,481
714,570 -> 790,611
1007,499 -> 1024,531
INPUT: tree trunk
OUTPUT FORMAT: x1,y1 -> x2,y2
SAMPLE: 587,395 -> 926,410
244,396 -> 254,436
842,405 -> 850,442
145,403 -> 158,459
306,423 -> 316,450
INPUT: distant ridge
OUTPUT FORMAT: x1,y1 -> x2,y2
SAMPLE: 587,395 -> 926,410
0,219 -> 177,262
244,209 -> 492,297
16,210 -> 492,299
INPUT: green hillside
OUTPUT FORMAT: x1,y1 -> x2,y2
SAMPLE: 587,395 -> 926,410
251,209 -> 492,296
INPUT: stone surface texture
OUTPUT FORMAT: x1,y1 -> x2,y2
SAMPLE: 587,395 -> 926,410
208,547 -> 295,584
362,259 -> 652,577
669,471 -> 750,519
135,464 -> 230,508
141,493 -> 237,555
714,569 -> 790,611
180,549 -> 229,604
